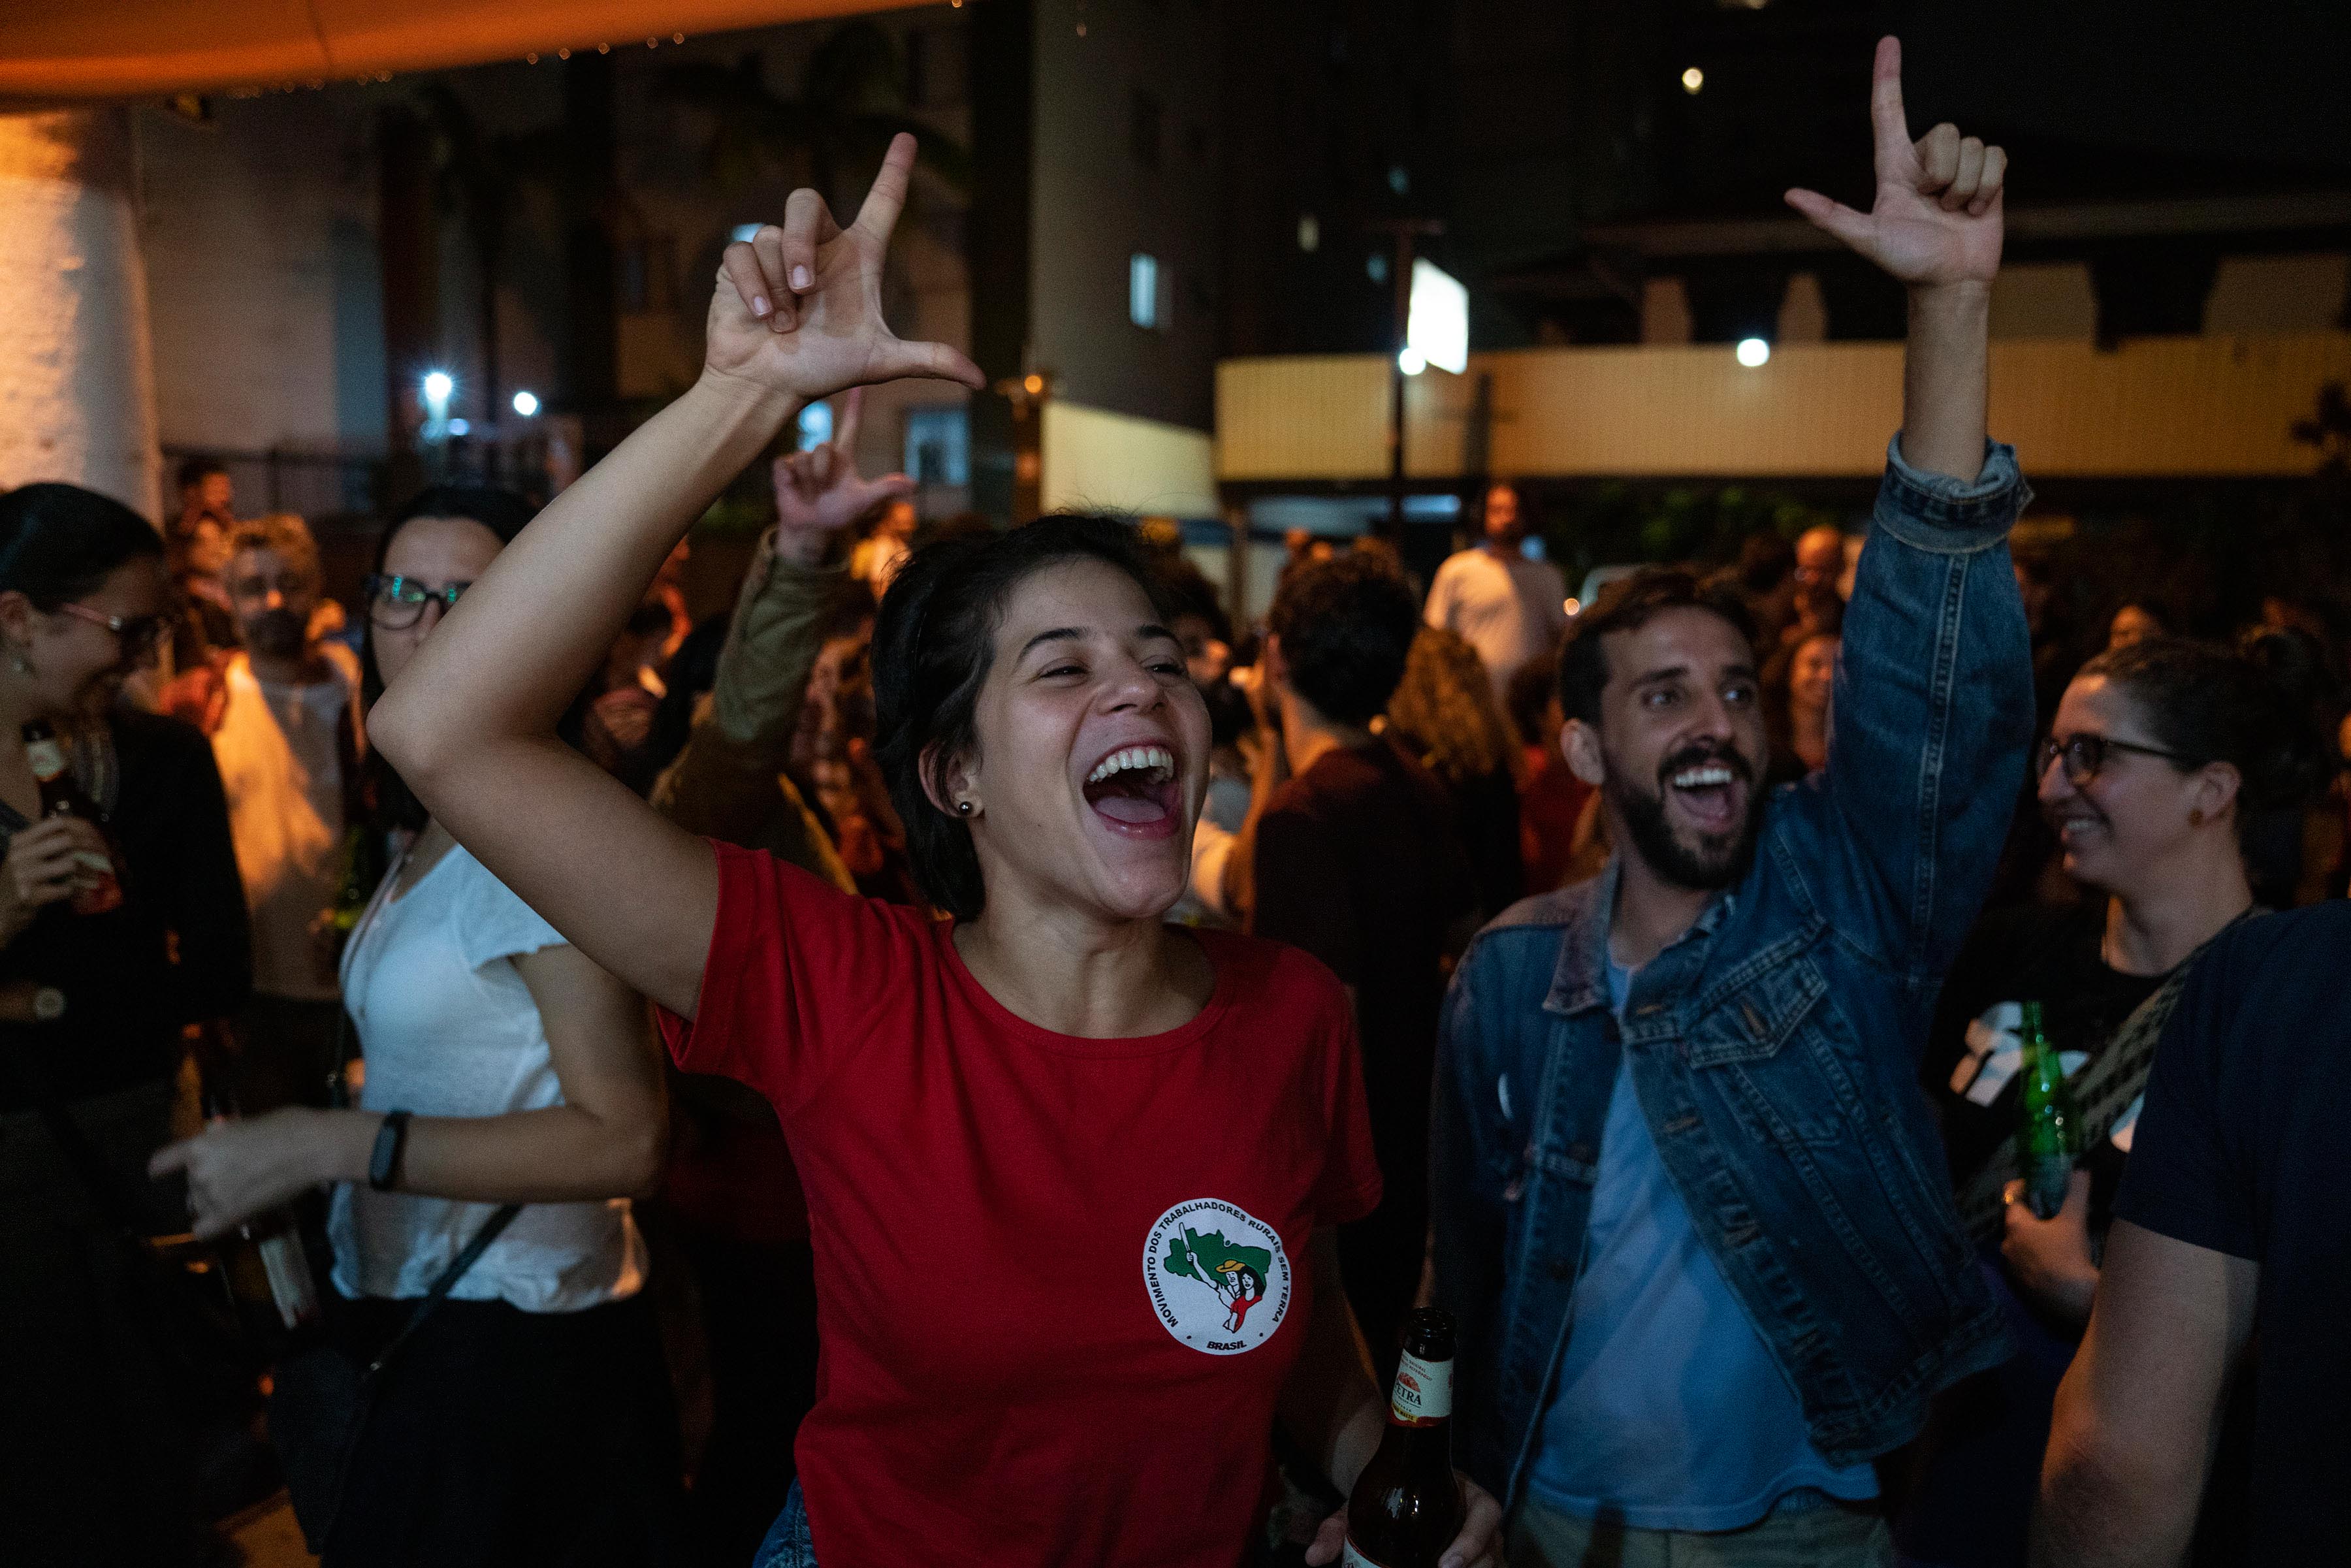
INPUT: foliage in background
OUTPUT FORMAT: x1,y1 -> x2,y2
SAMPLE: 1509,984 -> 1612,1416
1537,481 -> 1844,584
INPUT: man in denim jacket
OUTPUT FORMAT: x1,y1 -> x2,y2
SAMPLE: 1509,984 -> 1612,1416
1431,40 -> 2031,1567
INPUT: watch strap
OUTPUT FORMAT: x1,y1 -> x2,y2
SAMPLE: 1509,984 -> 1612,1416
368,1109 -> 413,1192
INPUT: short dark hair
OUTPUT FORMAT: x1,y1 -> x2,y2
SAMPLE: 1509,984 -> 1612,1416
176,455 -> 227,493
1153,554 -> 1232,648
0,483 -> 164,611
872,513 -> 1175,921
1556,566 -> 1757,728
2076,631 -> 2329,831
360,485 -> 541,833
1267,549 -> 1420,727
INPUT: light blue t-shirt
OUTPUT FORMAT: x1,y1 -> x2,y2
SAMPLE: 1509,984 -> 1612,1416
1526,956 -> 1876,1531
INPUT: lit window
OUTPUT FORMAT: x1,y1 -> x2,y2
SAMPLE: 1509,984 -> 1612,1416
1130,253 -> 1161,330
1298,214 -> 1320,253
1367,252 -> 1390,284
904,406 -> 971,486
1388,165 -> 1409,196
797,401 -> 832,452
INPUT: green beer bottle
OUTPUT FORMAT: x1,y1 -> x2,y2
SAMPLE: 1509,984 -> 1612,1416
2015,1000 -> 2079,1220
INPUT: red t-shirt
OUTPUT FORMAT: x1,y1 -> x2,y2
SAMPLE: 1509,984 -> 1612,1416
658,841 -> 1384,1566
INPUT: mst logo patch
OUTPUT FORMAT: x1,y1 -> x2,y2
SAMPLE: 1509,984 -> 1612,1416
1142,1198 -> 1292,1356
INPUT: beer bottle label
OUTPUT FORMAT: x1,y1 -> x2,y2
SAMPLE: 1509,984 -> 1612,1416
1341,1540 -> 1384,1567
25,735 -> 68,782
1389,1348 -> 1453,1425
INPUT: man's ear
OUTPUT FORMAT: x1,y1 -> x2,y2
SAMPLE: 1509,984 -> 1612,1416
2190,760 -> 2242,829
0,590 -> 38,652
1562,717 -> 1607,788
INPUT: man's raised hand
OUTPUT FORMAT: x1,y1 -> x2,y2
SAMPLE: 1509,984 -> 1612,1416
1785,37 -> 2006,289
709,133 -> 984,403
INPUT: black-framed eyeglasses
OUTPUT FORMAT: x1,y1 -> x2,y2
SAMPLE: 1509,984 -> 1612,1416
55,601 -> 169,665
2036,732 -> 2194,787
364,573 -> 471,630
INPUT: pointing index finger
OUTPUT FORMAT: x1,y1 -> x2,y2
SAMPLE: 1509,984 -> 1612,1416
1869,35 -> 1912,171
852,132 -> 920,244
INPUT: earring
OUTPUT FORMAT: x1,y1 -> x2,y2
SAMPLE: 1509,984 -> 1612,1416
956,800 -> 974,816
7,647 -> 29,677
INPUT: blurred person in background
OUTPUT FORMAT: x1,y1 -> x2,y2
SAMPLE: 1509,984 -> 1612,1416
1507,648 -> 1598,895
163,513 -> 364,1112
1426,480 -> 1570,705
2104,600 -> 2167,652
1761,625 -> 1840,784
1388,624 -> 1526,922
848,494 -> 917,601
1898,633 -> 2324,1567
175,454 -> 235,540
1785,522 -> 1849,651
0,482 -> 252,1566
152,486 -> 682,1568
1230,549 -> 1477,1375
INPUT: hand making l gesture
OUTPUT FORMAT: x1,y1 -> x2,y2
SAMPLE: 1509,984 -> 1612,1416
709,133 -> 984,406
770,385 -> 914,565
1785,37 -> 2006,290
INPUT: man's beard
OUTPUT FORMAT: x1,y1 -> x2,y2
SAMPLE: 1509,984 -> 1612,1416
1607,740 -> 1767,892
243,609 -> 308,660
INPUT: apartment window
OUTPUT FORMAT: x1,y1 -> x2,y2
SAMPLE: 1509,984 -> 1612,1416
904,406 -> 970,485
1130,253 -> 1162,330
1131,89 -> 1162,169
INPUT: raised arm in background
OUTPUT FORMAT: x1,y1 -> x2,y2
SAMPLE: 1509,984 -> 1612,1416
367,136 -> 982,1019
1786,36 -> 2035,983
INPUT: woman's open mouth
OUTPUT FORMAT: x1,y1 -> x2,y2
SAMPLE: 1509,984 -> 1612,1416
1082,744 -> 1182,839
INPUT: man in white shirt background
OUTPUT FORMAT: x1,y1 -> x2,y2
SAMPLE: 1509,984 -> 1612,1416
1425,480 -> 1571,704
164,513 -> 364,1110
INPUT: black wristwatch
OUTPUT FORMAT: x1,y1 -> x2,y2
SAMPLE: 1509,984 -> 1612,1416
368,1110 -> 413,1192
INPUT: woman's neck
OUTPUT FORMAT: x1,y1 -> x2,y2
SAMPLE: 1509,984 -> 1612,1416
953,890 -> 1213,1039
2103,850 -> 2255,977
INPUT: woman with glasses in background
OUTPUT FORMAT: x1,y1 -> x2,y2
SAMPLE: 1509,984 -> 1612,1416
152,487 -> 683,1567
0,483 -> 253,1565
1893,632 -> 2326,1568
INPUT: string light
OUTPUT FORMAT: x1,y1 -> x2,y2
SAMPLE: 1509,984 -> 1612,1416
556,47 -> 570,58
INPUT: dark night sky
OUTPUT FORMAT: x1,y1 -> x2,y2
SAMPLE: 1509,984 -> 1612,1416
1898,1 -> 2351,172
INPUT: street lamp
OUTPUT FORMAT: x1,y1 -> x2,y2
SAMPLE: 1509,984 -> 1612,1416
1398,347 -> 1428,376
1736,337 -> 1771,368
421,370 -> 453,406
511,389 -> 540,417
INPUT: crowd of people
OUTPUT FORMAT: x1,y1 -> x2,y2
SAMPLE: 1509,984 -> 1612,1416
2,36 -> 2344,1568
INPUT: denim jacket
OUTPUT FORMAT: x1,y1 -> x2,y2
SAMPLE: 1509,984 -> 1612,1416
1431,438 -> 2034,1505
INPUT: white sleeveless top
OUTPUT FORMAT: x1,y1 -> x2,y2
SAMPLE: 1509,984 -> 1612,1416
327,842 -> 646,1312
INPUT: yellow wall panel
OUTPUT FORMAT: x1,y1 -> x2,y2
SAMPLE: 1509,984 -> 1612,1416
1217,333 -> 2351,482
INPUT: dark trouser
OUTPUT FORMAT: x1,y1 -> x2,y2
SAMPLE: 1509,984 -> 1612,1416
232,993 -> 347,1112
676,1228 -> 820,1564
321,1291 -> 685,1568
0,1078 -> 213,1567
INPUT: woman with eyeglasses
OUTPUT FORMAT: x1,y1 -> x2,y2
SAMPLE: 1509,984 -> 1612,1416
0,482 -> 253,1563
151,487 -> 684,1567
1893,632 -> 2326,1568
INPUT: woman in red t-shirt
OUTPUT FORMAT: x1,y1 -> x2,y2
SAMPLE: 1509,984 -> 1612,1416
364,136 -> 1499,1568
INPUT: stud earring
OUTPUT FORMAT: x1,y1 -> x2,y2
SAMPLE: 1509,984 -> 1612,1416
956,800 -> 974,816
7,648 -> 29,677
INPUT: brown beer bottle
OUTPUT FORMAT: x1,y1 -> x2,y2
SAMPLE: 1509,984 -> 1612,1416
22,720 -> 124,914
189,1021 -> 323,1335
1344,1308 -> 1465,1567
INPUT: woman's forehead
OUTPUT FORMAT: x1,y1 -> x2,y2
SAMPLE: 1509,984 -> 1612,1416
993,558 -> 1164,647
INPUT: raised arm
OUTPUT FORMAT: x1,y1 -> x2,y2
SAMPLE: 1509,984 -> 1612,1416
1787,37 -> 2034,980
368,136 -> 980,1018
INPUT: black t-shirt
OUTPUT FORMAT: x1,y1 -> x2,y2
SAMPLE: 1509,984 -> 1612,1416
1927,901 -> 2164,1220
0,709 -> 252,1111
2114,903 -> 2351,1560
1252,736 -> 1475,1181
